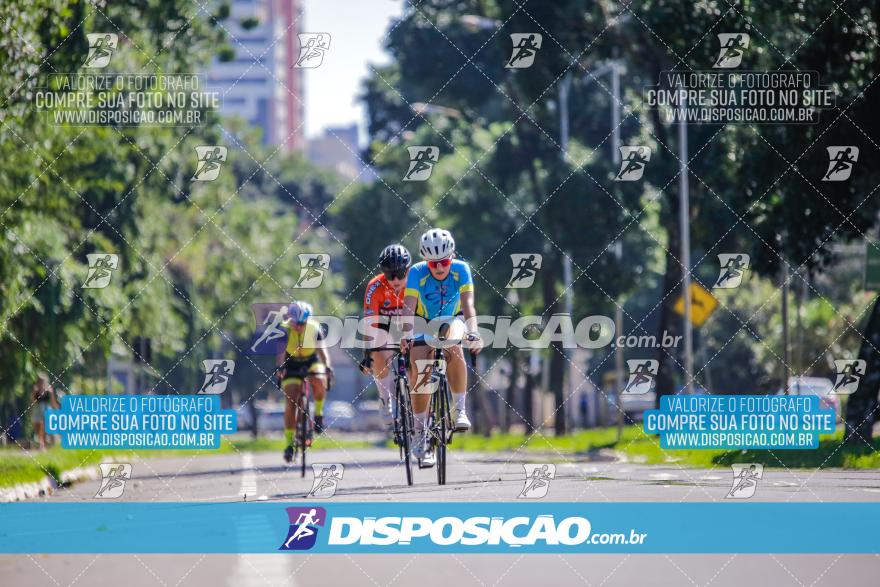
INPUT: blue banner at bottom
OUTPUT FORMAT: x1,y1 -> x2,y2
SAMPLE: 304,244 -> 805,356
0,502 -> 875,554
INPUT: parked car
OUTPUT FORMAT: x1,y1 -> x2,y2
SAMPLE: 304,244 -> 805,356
619,391 -> 656,422
618,387 -> 708,422
777,377 -> 841,420
256,401 -> 286,432
354,400 -> 386,432
251,399 -> 367,433
324,401 -> 358,432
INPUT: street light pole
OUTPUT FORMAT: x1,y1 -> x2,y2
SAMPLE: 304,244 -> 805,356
559,71 -> 571,161
559,60 -> 627,426
608,64 -> 625,435
679,95 -> 694,395
782,259 -> 790,394
614,241 -> 624,439
611,62 -> 620,163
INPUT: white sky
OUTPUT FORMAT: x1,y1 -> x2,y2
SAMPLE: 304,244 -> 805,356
302,0 -> 404,142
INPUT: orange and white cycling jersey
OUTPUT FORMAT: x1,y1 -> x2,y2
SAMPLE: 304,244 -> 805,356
363,273 -> 406,319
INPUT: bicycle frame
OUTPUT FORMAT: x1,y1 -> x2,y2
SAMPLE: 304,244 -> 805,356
280,371 -> 312,478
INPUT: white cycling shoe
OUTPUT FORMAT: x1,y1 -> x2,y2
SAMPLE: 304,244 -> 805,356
453,409 -> 471,432
379,397 -> 394,426
412,430 -> 435,467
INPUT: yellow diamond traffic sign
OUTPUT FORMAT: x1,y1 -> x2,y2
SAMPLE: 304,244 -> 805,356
673,282 -> 718,327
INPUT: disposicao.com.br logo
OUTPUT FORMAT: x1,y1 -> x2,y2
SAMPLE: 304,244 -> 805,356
314,513 -> 647,550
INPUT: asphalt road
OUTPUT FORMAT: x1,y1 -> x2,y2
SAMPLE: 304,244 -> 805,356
5,445 -> 880,586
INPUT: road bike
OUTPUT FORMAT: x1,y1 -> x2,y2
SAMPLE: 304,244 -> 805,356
411,325 -> 479,485
276,365 -> 313,478
391,349 -> 415,486
421,325 -> 474,484
362,348 -> 416,486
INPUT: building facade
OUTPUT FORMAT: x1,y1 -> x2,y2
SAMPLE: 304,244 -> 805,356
208,0 -> 304,152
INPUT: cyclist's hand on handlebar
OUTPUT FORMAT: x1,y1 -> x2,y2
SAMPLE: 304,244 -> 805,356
359,355 -> 373,375
465,331 -> 483,354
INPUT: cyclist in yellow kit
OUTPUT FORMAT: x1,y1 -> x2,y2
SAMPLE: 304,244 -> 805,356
276,301 -> 333,464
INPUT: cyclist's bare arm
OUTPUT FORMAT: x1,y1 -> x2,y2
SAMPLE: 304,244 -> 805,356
276,350 -> 285,376
399,294 -> 418,353
460,290 -> 483,353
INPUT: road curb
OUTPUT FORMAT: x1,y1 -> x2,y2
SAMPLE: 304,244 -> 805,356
0,465 -> 99,503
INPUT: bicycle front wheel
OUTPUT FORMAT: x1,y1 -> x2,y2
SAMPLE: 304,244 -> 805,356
436,381 -> 448,486
398,379 -> 414,486
299,393 -> 309,478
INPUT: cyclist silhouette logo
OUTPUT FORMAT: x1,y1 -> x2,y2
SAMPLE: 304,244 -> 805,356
506,33 -> 543,68
726,464 -> 763,499
309,464 -> 344,498
82,253 -> 119,289
198,359 -> 235,394
615,146 -> 652,181
280,506 -> 327,550
518,463 -> 556,499
294,33 -> 331,68
622,359 -> 659,395
84,33 -> 118,68
713,33 -> 749,68
822,146 -> 859,181
295,253 -> 330,288
247,303 -> 290,354
714,254 -> 750,289
412,359 -> 445,395
403,146 -> 439,181
95,463 -> 132,498
832,359 -> 866,395
507,254 -> 543,288
192,146 -> 228,181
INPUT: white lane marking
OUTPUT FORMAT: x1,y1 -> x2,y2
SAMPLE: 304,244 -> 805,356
231,453 -> 297,586
649,473 -> 679,480
239,452 -> 258,500
232,515 -> 298,587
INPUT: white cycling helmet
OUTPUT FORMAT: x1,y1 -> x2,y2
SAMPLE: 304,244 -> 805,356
287,301 -> 313,325
419,228 -> 455,260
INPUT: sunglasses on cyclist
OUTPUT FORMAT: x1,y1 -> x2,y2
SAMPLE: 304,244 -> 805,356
427,258 -> 452,270
383,269 -> 407,281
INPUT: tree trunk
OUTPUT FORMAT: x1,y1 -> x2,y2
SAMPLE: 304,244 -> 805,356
470,357 -> 496,436
844,295 -> 880,443
523,361 -> 537,433
504,355 -> 519,432
523,152 -> 568,435
550,347 -> 566,434
654,217 -> 683,406
540,252 -> 567,436
651,105 -> 683,407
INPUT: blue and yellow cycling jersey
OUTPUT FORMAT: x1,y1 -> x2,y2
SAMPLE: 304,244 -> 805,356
404,259 -> 473,320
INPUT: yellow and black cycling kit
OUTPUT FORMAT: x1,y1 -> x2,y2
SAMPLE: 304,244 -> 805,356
280,318 -> 326,385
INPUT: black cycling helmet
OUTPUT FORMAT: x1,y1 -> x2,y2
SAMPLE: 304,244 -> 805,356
378,243 -> 411,273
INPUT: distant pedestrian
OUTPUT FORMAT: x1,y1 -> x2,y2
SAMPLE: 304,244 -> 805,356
579,392 -> 589,428
31,374 -> 59,450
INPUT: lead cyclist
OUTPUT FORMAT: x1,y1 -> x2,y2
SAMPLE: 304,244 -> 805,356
399,228 -> 483,466
359,243 -> 412,428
